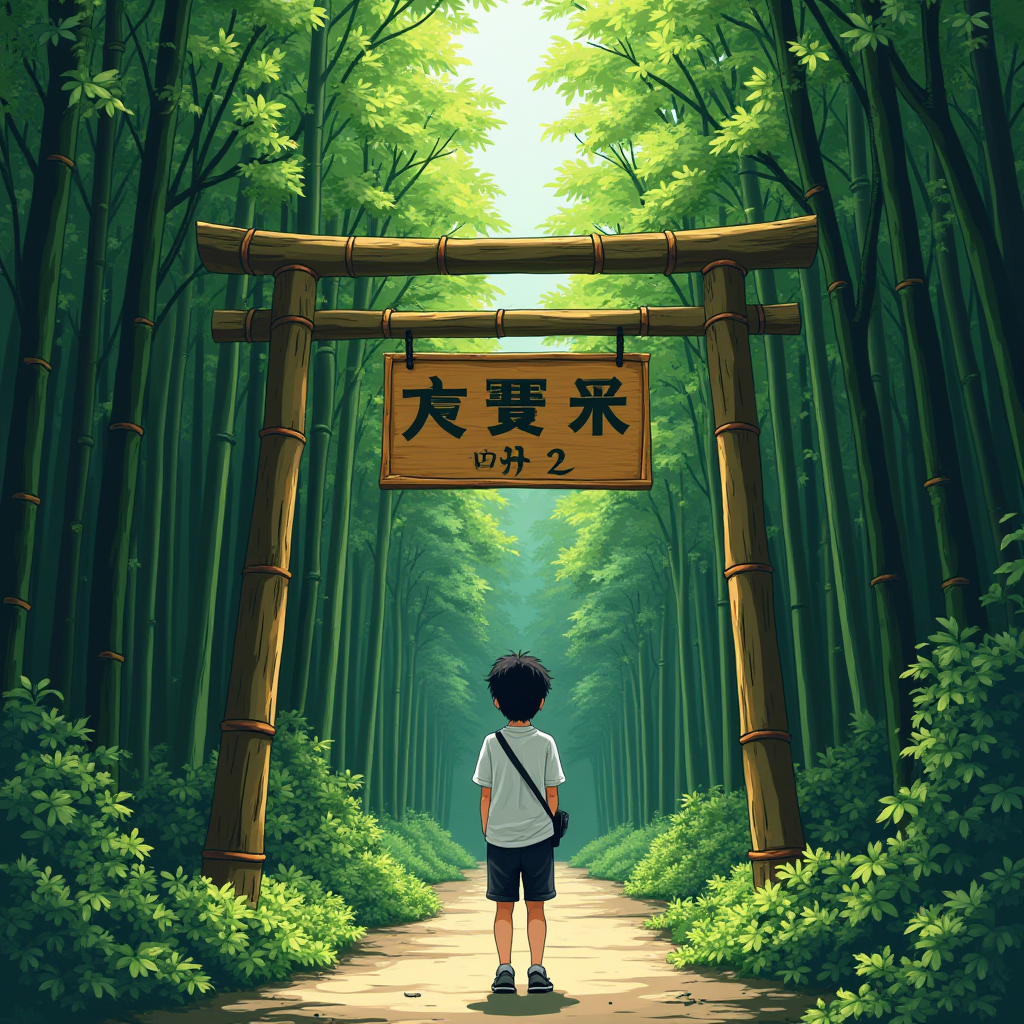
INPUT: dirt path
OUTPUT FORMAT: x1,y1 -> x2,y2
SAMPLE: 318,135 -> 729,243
125,865 -> 816,1024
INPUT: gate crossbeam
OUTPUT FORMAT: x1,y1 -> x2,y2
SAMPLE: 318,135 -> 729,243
196,217 -> 817,279
210,304 -> 801,343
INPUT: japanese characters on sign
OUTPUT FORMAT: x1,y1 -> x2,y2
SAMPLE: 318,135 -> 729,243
381,354 -> 651,489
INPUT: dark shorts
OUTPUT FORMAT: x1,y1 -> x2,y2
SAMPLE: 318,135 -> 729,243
486,838 -> 556,903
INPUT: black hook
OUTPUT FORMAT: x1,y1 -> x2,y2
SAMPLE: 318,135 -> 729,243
615,325 -> 624,368
405,329 -> 414,369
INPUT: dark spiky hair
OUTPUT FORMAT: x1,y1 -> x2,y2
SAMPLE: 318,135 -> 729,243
486,650 -> 552,721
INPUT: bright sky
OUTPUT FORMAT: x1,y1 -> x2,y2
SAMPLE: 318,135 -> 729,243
456,1 -> 577,351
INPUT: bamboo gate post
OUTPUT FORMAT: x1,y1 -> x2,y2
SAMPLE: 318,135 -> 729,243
703,260 -> 804,886
200,264 -> 317,902
195,218 -> 816,903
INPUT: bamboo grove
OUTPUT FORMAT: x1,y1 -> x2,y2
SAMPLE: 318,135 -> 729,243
2,0 -> 1024,854
0,0 -> 516,820
523,0 -> 1024,833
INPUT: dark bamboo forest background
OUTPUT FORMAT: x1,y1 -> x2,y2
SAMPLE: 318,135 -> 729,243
3,0 -> 1024,831
1,0 -> 1024,1014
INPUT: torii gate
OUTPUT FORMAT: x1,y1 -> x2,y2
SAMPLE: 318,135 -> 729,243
194,215 -> 818,904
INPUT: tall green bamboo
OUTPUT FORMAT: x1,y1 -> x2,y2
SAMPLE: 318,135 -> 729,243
847,88 -> 902,546
52,0 -> 125,710
690,556 -> 718,786
131,307 -> 176,776
768,0 -> 914,778
389,569 -> 404,815
357,488 -> 394,810
0,0 -> 94,691
291,181 -> 338,714
398,627 -> 417,816
964,0 -> 1024,291
656,598 -> 667,810
173,192 -> 250,768
153,249 -> 195,745
85,0 -> 196,753
629,627 -> 650,821
822,507 -> 843,745
741,159 -> 818,764
889,2 -> 1024,489
929,163 -> 1008,560
318,280 -> 369,749
621,681 -> 635,823
858,13 -> 981,625
800,261 -> 870,716
649,481 -> 695,792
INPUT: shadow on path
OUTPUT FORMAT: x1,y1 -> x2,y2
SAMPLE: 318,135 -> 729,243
466,993 -> 580,1015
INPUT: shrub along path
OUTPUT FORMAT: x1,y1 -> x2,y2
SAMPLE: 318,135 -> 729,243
121,864 -> 816,1023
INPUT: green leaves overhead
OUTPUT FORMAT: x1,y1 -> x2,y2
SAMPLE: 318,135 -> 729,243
839,12 -> 890,52
61,68 -> 134,116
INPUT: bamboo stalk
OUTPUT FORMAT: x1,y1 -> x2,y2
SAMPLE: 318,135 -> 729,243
212,304 -> 800,342
702,261 -> 805,887
201,265 -> 317,904
197,217 -> 818,278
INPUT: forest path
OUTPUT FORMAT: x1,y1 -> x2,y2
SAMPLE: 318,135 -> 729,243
127,865 -> 816,1024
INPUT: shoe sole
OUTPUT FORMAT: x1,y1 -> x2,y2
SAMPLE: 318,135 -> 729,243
492,987 -> 516,994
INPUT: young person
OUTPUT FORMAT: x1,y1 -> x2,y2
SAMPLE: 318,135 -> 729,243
473,652 -> 565,996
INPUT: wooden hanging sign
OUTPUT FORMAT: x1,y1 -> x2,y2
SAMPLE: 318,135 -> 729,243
380,353 -> 651,489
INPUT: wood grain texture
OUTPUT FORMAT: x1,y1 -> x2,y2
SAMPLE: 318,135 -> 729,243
196,216 -> 818,279
210,303 -> 802,343
379,353 -> 651,490
703,263 -> 805,887
202,267 -> 317,904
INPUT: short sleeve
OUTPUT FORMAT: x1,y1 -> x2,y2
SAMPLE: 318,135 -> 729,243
472,737 -> 493,786
545,737 -> 566,786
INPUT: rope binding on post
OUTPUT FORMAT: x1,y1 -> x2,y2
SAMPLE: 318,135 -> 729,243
406,329 -> 414,370
615,326 -> 624,367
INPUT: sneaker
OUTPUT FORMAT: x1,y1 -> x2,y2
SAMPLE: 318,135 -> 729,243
492,964 -> 516,994
527,964 -> 553,994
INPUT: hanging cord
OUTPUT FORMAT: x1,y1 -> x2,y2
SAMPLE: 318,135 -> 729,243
615,325 -> 624,367
405,329 -> 414,369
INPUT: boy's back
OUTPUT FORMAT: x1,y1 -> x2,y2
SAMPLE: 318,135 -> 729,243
473,725 -> 565,848
475,651 -> 562,995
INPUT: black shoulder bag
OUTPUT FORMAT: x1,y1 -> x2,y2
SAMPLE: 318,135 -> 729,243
494,730 -> 569,847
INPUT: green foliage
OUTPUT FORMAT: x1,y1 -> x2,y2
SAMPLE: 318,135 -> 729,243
659,621 -> 1024,1022
0,679 -> 362,1017
580,815 -> 674,883
624,789 -> 749,901
568,823 -> 635,868
133,711 -> 441,927
798,713 -> 891,850
578,717 -> 889,903
380,811 -> 477,884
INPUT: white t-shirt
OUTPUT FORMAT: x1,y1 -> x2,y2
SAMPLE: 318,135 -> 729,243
473,724 -> 565,848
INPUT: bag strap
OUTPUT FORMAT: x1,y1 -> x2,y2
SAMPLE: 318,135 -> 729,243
494,730 -> 554,821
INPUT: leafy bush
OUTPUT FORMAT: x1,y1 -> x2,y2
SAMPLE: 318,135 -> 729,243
573,713 -> 890,906
0,679 -> 362,1019
133,710 -> 442,926
798,712 -> 890,851
381,811 -> 477,883
624,788 -> 749,901
656,620 -> 1024,1023
569,823 -> 635,868
582,815 -> 674,882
